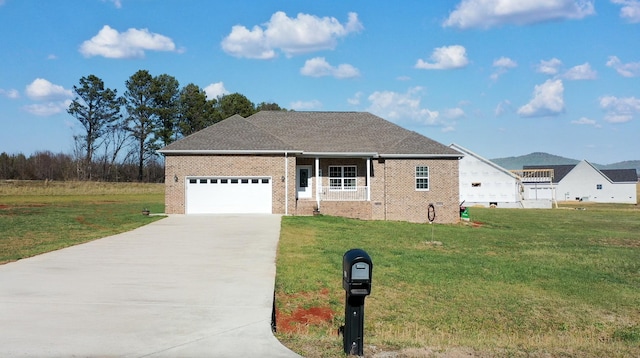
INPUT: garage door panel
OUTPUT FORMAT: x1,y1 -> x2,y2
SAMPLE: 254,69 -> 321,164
186,177 -> 272,214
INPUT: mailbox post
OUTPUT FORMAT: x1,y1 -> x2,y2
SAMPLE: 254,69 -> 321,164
342,249 -> 372,356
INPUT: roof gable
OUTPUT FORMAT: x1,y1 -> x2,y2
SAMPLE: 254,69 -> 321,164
450,143 -> 518,179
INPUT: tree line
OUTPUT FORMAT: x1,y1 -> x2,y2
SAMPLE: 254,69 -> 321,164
0,151 -> 164,183
1,70 -> 285,182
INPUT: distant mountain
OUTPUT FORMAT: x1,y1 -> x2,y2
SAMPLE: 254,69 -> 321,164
491,152 -> 640,177
602,160 -> 640,171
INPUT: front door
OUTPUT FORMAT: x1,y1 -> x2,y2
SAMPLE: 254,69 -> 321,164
296,166 -> 312,199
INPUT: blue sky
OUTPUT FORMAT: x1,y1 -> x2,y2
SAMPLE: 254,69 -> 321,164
1,0 -> 639,164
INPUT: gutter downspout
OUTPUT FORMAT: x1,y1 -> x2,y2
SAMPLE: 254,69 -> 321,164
284,152 -> 288,215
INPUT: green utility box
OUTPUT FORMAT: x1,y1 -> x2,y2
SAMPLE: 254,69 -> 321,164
460,206 -> 470,221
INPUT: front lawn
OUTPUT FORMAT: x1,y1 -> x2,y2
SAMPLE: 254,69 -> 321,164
275,206 -> 640,357
0,181 -> 165,264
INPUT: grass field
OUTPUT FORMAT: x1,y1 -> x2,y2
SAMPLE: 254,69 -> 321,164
2,180 -> 638,357
0,180 -> 165,264
274,203 -> 640,357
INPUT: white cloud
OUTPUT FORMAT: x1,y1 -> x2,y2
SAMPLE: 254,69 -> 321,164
536,59 -> 596,79
606,56 -> 640,77
443,107 -> 466,119
562,63 -> 597,80
0,88 -> 19,99
366,87 -> 441,126
23,100 -> 72,116
415,45 -> 469,70
290,99 -> 322,110
537,58 -> 563,75
204,82 -> 229,99
491,56 -> 517,80
443,0 -> 595,29
221,25 -> 274,60
79,25 -> 177,59
571,117 -> 600,127
102,0 -> 122,8
611,0 -> 640,23
23,79 -> 73,116
600,95 -> 640,123
300,57 -> 360,78
347,92 -> 363,105
518,79 -> 565,117
493,57 -> 517,68
221,12 -> 363,59
495,100 -> 513,116
25,78 -> 73,101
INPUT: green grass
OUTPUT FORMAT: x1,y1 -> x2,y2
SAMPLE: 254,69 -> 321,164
3,180 -> 638,356
275,205 -> 640,357
0,181 -> 165,264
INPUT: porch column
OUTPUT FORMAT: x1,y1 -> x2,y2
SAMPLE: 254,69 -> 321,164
366,157 -> 371,201
315,157 -> 320,209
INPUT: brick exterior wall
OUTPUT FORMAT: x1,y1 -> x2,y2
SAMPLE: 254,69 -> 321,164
164,155 -> 460,223
164,154 -> 295,215
377,158 -> 460,224
319,201 -> 373,220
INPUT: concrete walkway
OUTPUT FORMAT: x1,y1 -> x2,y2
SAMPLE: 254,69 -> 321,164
0,215 -> 301,357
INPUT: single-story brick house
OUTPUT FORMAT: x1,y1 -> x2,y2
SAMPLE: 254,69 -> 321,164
158,111 -> 463,223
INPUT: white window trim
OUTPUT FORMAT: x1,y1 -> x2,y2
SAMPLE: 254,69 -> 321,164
329,165 -> 357,191
415,165 -> 430,191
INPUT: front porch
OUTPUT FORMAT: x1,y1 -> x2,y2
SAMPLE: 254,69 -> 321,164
293,156 -> 374,218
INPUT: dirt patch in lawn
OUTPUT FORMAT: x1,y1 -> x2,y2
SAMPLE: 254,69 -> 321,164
276,306 -> 335,333
0,203 -> 46,209
275,288 -> 337,334
74,216 -> 107,230
594,237 -> 640,248
462,220 -> 484,228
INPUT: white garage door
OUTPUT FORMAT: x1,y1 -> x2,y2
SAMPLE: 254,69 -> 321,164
186,177 -> 272,214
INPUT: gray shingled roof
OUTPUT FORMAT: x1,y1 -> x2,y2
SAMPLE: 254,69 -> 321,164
159,114 -> 294,152
601,169 -> 638,183
160,111 -> 460,157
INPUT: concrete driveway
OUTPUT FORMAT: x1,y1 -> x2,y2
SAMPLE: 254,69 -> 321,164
0,215 -> 301,357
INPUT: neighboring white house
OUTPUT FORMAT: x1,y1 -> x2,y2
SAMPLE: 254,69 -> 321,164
525,160 -> 638,204
450,143 -> 523,208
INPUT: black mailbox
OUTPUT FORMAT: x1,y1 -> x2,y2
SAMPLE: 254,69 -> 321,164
341,249 -> 373,356
343,249 -> 372,296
